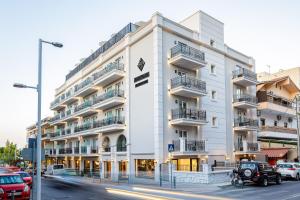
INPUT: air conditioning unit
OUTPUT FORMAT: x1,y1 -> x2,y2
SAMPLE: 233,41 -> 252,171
288,117 -> 293,123
277,115 -> 282,120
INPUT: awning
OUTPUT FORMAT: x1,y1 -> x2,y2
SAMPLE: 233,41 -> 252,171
261,148 -> 289,158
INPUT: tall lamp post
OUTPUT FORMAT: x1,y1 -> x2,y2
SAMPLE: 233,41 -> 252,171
14,39 -> 63,200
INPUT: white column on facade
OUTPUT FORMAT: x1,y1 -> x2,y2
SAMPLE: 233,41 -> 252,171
124,37 -> 133,182
152,13 -> 164,182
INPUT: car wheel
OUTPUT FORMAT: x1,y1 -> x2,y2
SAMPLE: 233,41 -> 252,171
276,175 -> 282,185
262,177 -> 268,187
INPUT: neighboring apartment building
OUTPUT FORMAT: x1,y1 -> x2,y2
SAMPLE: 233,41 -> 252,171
26,117 -> 55,165
32,11 -> 258,182
257,73 -> 299,165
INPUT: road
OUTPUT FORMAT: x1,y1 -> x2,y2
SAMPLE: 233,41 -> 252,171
38,177 -> 300,200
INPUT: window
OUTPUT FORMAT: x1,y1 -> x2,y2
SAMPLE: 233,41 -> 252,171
260,118 -> 265,126
179,130 -> 187,138
211,90 -> 217,100
212,117 -> 218,127
117,135 -> 127,152
284,122 -> 288,128
274,121 -> 278,126
210,64 -> 216,74
210,39 -> 215,46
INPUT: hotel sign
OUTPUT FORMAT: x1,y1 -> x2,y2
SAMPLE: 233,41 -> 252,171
134,58 -> 150,88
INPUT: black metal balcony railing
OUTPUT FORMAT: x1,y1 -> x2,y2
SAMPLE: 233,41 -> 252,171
58,148 -> 65,154
234,118 -> 259,127
247,143 -> 259,151
93,62 -> 124,81
170,76 -> 206,93
74,100 -> 92,112
81,146 -> 87,154
232,68 -> 257,81
233,94 -> 257,104
91,147 -> 98,154
103,147 -> 111,152
65,148 -> 72,154
170,43 -> 205,63
74,77 -> 93,93
93,116 -> 125,129
93,89 -> 125,105
74,147 -> 79,154
171,109 -> 206,121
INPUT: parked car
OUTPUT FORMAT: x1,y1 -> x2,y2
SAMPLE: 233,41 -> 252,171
45,164 -> 65,175
0,167 -> 12,174
14,171 -> 32,188
276,163 -> 300,180
237,161 -> 282,186
0,173 -> 30,199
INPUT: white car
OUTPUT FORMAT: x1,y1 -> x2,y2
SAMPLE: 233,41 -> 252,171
45,164 -> 65,175
277,163 -> 300,180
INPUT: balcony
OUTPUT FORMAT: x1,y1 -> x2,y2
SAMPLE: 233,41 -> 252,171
257,91 -> 295,116
41,133 -> 52,140
93,116 -> 125,133
170,109 -> 207,126
65,148 -> 73,154
169,43 -> 206,70
74,147 -> 79,154
73,100 -> 96,117
234,141 -> 260,154
259,126 -> 298,141
93,62 -> 125,87
233,94 -> 257,109
172,139 -> 207,156
232,68 -> 258,86
170,76 -> 206,98
74,77 -> 96,97
50,96 -> 65,110
234,118 -> 259,131
93,89 -> 125,110
49,114 -> 64,125
58,148 -> 65,155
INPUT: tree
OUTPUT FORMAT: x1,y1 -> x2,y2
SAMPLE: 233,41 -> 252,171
0,140 -> 20,166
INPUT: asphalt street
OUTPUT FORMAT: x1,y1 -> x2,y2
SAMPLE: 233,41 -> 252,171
38,177 -> 300,200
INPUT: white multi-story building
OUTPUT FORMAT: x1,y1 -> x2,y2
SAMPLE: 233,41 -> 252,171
34,11 -> 258,183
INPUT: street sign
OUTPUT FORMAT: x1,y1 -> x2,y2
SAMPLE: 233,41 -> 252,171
28,138 -> 37,149
168,144 -> 174,152
21,148 -> 45,161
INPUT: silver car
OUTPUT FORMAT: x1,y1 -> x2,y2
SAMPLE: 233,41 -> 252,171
276,163 -> 300,180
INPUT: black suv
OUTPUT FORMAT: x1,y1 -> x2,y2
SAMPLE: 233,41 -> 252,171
237,161 -> 282,186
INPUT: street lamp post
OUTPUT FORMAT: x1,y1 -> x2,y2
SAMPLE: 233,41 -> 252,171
14,39 -> 62,200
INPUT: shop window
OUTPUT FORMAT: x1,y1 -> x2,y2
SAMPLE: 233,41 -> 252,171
135,159 -> 155,178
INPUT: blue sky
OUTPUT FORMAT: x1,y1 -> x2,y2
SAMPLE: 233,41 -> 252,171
0,0 -> 300,147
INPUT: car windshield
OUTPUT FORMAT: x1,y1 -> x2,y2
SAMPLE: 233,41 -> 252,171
240,163 -> 256,170
277,164 -> 293,168
53,165 -> 64,169
18,172 -> 30,178
0,175 -> 24,185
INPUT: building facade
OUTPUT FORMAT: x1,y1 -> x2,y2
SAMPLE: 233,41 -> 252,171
257,71 -> 300,165
29,11 -> 258,182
